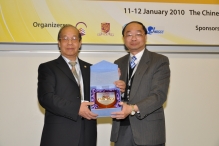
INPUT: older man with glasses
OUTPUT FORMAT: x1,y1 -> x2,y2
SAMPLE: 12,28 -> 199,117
37,24 -> 125,146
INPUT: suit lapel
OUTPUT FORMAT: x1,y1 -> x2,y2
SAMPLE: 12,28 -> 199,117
79,59 -> 90,101
130,49 -> 150,101
56,56 -> 78,85
119,55 -> 129,82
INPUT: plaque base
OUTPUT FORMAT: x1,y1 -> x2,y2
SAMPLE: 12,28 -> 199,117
90,87 -> 121,117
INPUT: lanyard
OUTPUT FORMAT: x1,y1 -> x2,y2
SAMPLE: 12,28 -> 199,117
126,59 -> 139,100
127,60 -> 139,86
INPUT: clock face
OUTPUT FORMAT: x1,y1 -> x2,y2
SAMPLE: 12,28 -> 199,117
96,92 -> 117,108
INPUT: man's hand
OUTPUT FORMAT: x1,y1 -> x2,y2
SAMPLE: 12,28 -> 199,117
111,102 -> 132,119
79,102 -> 98,120
114,80 -> 126,93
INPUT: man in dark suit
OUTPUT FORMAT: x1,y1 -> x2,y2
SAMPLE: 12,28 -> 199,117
111,21 -> 170,146
37,25 -> 125,146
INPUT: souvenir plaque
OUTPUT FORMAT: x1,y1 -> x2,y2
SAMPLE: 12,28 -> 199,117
90,60 -> 121,117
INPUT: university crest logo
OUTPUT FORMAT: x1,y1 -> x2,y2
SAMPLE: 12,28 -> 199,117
101,23 -> 110,33
97,22 -> 114,36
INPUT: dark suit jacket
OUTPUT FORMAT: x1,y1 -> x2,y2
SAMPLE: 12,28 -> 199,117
37,56 -> 97,146
111,49 -> 170,145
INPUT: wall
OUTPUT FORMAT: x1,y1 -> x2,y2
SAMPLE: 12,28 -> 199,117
0,44 -> 219,146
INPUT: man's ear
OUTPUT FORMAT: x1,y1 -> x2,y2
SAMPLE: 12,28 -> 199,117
58,40 -> 61,48
79,41 -> 82,50
145,35 -> 147,42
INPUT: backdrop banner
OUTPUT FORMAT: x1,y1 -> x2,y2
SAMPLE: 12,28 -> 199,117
0,0 -> 219,45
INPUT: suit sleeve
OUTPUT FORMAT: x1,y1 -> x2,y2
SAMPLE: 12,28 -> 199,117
37,63 -> 81,121
136,56 -> 170,119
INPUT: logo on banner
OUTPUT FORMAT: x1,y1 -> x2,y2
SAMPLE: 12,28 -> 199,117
102,23 -> 110,33
147,26 -> 164,35
76,22 -> 87,36
97,23 -> 114,36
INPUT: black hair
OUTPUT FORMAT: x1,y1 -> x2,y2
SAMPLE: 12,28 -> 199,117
122,21 -> 147,36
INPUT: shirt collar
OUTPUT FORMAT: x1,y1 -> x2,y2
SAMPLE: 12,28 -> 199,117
62,55 -> 79,68
130,48 -> 145,64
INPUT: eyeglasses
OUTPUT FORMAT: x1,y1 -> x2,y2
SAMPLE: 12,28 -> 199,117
59,36 -> 79,42
125,33 -> 145,39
